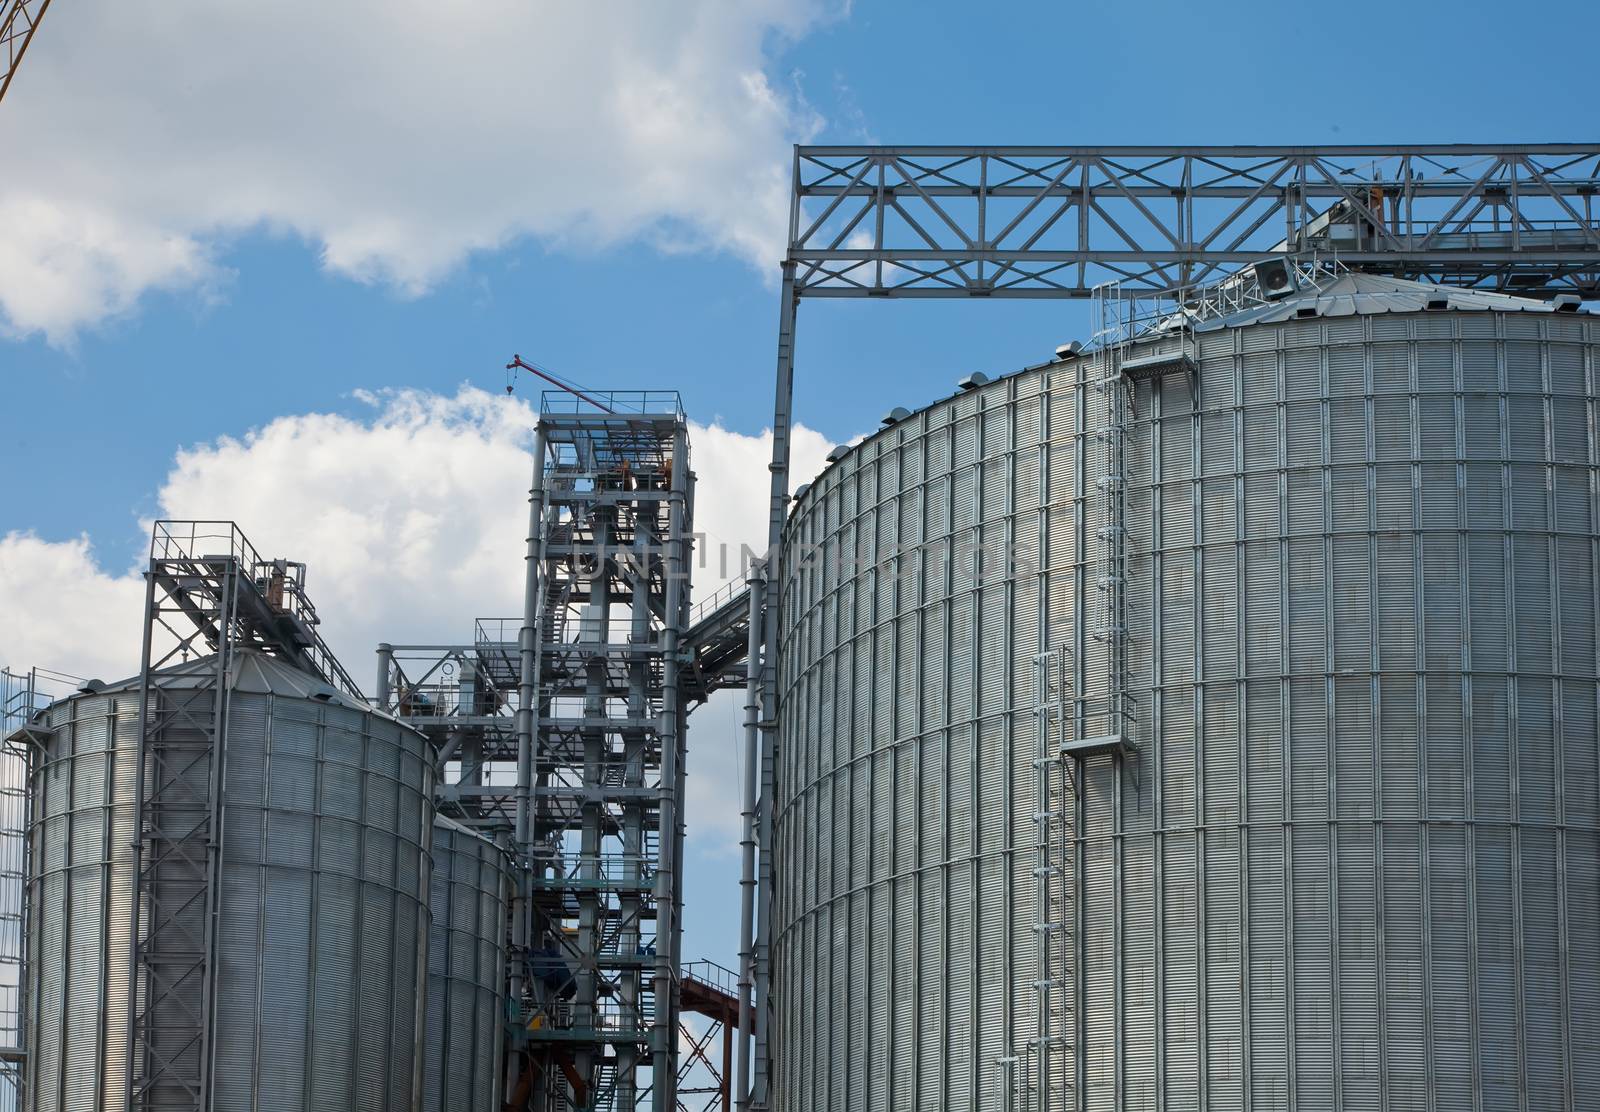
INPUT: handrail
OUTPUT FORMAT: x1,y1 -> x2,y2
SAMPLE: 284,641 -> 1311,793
148,520 -> 365,700
688,579 -> 750,630
540,389 -> 685,419
680,959 -> 740,998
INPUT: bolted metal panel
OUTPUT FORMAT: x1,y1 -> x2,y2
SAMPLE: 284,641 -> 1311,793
422,818 -> 508,1112
22,655 -> 433,1112
773,307 -> 1600,1111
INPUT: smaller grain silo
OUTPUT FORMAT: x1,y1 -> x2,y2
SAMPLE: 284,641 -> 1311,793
18,650 -> 434,1112
424,816 -> 511,1112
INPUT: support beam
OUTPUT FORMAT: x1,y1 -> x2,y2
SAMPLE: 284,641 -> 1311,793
788,145 -> 1600,298
753,254 -> 799,1110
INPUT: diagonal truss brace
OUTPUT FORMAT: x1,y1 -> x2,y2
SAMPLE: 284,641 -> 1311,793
789,144 -> 1600,298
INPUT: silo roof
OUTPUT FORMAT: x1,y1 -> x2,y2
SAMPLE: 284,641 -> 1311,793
1194,272 -> 1578,332
83,649 -> 364,710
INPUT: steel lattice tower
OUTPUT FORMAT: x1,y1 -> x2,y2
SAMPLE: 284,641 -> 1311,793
510,392 -> 693,1112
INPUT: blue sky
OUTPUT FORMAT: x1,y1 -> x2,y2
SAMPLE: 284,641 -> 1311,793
1,0 -> 1594,968
11,1 -> 1592,548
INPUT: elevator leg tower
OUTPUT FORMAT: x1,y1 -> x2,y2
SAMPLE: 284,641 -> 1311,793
516,392 -> 693,1112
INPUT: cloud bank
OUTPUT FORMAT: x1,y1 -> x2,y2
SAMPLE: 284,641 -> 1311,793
0,387 -> 837,849
0,1 -> 832,342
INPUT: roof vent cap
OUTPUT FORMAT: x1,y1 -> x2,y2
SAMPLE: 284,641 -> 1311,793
825,444 -> 849,464
1054,341 -> 1083,360
1552,292 -> 1582,312
957,372 -> 990,391
881,406 -> 912,426
792,482 -> 812,501
1424,292 -> 1451,311
1254,258 -> 1298,300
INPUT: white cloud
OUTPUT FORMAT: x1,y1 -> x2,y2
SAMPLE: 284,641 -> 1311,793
155,387 -> 541,656
0,1 -> 834,342
0,533 -> 146,684
0,387 -> 840,853
688,419 -> 836,591
683,421 -> 834,852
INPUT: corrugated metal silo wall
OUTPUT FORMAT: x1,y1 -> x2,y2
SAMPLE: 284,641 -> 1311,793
24,681 -> 433,1111
423,820 -> 509,1112
24,691 -> 138,1112
773,309 -> 1600,1111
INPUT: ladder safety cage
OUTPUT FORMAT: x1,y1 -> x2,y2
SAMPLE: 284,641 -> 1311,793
1026,646 -> 1077,1112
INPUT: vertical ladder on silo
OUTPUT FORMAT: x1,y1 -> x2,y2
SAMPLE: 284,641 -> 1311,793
1089,282 -> 1132,756
1025,287 -> 1142,1112
1028,647 -> 1075,1112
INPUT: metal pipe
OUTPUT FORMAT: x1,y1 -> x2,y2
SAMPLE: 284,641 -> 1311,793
434,728 -> 465,772
653,421 -> 691,1112
375,643 -> 393,709
615,518 -> 653,1111
513,423 -> 549,1017
735,562 -> 765,1112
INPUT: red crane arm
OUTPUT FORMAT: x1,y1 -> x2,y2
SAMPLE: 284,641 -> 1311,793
0,0 -> 52,106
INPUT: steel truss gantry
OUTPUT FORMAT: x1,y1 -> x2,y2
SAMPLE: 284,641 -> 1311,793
126,521 -> 361,1112
748,143 -> 1600,1112
508,392 -> 693,1112
787,145 -> 1600,298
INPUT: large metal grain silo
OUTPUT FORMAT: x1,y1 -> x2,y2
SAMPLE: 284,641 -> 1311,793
20,650 -> 433,1112
423,817 -> 509,1112
772,273 -> 1600,1111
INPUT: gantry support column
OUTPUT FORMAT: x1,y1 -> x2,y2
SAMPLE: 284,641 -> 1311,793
754,253 -> 799,1110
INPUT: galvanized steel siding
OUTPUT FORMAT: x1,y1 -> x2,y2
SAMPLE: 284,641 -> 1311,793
24,679 -> 433,1112
422,820 -> 508,1112
774,311 -> 1600,1112
23,691 -> 135,1112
